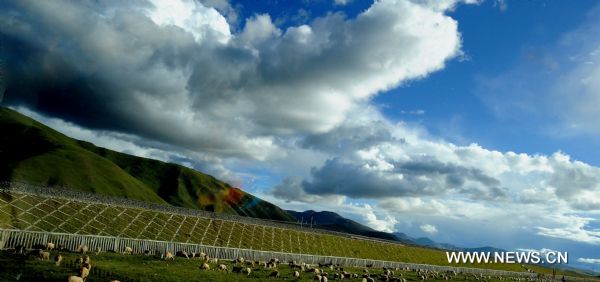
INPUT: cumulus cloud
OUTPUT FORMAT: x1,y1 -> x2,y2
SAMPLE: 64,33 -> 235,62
420,224 -> 438,235
273,108 -> 600,245
0,0 -> 462,162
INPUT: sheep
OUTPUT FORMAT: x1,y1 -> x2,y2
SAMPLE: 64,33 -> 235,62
176,250 -> 189,259
237,256 -> 245,264
75,256 -> 83,265
67,276 -> 83,282
82,262 -> 92,272
77,244 -> 88,254
40,251 -> 50,261
54,254 -> 63,266
243,267 -> 252,276
200,262 -> 210,270
164,251 -> 175,261
322,276 -> 328,282
270,270 -> 280,278
314,274 -> 322,281
123,246 -> 133,255
80,266 -> 90,281
47,242 -> 55,250
293,271 -> 300,278
218,264 -> 228,272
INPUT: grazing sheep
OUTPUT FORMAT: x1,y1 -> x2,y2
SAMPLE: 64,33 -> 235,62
243,267 -> 252,276
164,251 -> 175,261
123,247 -> 133,255
176,250 -> 189,259
237,256 -> 245,264
80,267 -> 90,281
270,270 -> 280,278
314,274 -> 322,281
322,276 -> 328,282
82,262 -> 92,272
200,262 -> 210,270
67,276 -> 83,282
77,245 -> 88,254
218,264 -> 228,272
40,251 -> 50,261
47,242 -> 55,250
293,271 -> 300,278
54,254 -> 62,266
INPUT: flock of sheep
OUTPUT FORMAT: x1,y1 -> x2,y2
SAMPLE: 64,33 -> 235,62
11,241 -> 549,282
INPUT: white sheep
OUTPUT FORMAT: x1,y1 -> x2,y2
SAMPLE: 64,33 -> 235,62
123,246 -> 133,254
55,254 -> 63,266
77,244 -> 88,254
40,251 -> 50,261
67,276 -> 83,282
218,264 -> 228,272
47,242 -> 55,250
293,271 -> 300,278
164,251 -> 175,261
200,262 -> 210,270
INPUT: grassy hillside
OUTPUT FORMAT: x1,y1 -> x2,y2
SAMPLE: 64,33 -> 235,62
0,107 -> 293,221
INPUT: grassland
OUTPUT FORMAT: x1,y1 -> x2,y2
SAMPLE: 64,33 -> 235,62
0,190 -> 590,278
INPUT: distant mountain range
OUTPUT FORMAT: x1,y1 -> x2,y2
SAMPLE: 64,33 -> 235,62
287,209 -> 505,252
0,107 -> 294,221
286,210 -> 399,241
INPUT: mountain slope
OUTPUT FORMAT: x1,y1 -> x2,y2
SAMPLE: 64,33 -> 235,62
0,107 -> 294,221
287,210 -> 400,241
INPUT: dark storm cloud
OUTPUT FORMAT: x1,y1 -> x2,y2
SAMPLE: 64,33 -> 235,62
0,0 -> 462,160
298,157 -> 505,199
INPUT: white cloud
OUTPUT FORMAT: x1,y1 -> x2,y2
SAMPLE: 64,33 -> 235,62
0,0 -> 464,162
334,0 -> 351,6
578,258 -> 600,264
420,224 -> 438,235
363,204 -> 398,233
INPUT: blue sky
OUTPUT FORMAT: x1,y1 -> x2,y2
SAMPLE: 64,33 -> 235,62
1,0 -> 599,272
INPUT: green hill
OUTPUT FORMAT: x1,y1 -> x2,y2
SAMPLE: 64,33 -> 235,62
0,107 -> 294,221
